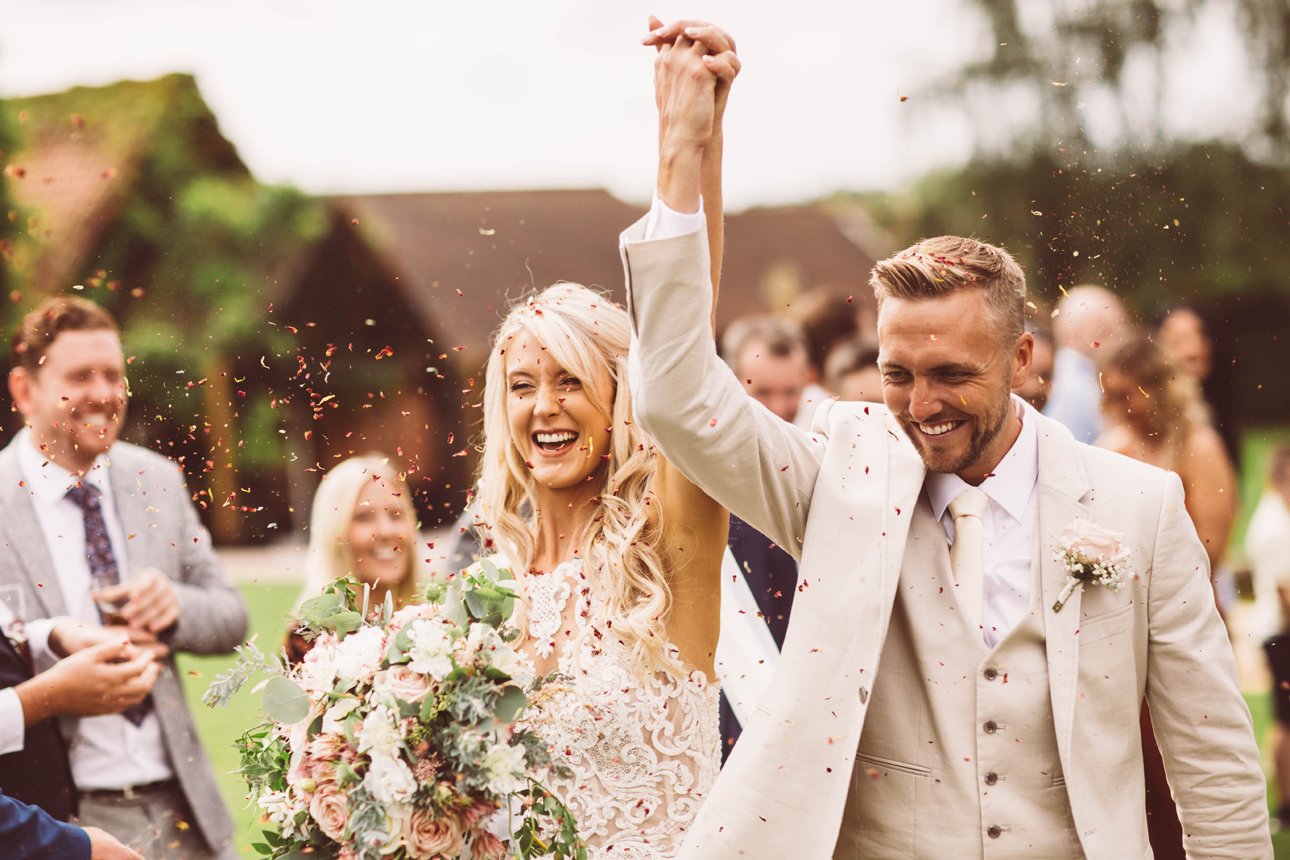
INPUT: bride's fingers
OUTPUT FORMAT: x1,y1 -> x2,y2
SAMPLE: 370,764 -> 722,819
648,15 -> 666,53
643,18 -> 714,47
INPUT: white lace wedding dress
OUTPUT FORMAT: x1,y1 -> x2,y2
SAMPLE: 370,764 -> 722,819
513,559 -> 720,859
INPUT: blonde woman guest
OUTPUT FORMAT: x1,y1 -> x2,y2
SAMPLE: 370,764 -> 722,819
1096,337 -> 1239,860
285,454 -> 423,663
1097,338 -> 1237,572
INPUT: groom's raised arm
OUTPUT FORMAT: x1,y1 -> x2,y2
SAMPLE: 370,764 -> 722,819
622,22 -> 826,558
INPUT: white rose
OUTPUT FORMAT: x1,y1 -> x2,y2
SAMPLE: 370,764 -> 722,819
363,752 -> 417,806
322,697 -> 363,736
481,742 -> 527,796
406,619 -> 455,681
333,626 -> 387,685
357,704 -> 403,757
297,636 -> 337,695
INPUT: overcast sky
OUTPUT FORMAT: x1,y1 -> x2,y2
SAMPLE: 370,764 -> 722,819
0,0 -> 1262,210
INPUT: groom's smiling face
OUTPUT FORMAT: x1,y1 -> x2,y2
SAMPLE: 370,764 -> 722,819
878,288 -> 1031,484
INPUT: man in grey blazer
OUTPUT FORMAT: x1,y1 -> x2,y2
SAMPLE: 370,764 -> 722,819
629,20 -> 1270,858
0,296 -> 248,859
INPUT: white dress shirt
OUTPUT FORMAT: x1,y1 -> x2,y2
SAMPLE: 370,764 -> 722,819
15,430 -> 173,788
923,397 -> 1040,649
1246,491 -> 1290,642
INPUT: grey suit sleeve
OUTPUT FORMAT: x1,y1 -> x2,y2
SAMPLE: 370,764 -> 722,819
620,217 -> 828,559
1144,472 -> 1271,858
168,477 -> 248,655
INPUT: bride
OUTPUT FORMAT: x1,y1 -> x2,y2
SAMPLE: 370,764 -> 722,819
469,22 -> 739,857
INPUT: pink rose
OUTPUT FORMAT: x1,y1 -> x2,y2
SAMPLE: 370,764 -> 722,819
471,831 -> 506,860
1063,518 -> 1129,565
381,664 -> 432,704
309,783 -> 349,841
460,799 -> 500,828
403,809 -> 465,859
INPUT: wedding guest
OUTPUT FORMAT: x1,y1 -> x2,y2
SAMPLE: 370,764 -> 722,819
1154,303 -> 1242,466
0,616 -> 160,821
0,785 -> 143,860
1249,445 -> 1290,829
1097,338 -> 1236,572
1015,325 -> 1054,411
286,454 -> 423,663
824,336 -> 881,402
0,296 -> 247,859
1044,285 -> 1131,442
789,289 -> 858,419
462,22 -> 737,854
1096,336 -> 1238,859
629,18 -> 1268,857
717,315 -> 805,759
720,314 -> 811,425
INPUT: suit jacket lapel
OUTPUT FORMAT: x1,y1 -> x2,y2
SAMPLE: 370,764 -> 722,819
0,441 -> 65,618
1034,414 -> 1093,778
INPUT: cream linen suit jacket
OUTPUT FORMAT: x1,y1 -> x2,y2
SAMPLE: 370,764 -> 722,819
619,221 -> 1270,860
0,438 -> 248,859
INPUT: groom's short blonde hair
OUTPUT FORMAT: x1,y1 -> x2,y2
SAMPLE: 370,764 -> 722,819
870,236 -> 1026,346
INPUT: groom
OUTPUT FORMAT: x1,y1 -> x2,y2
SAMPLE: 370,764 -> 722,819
625,20 -> 1271,860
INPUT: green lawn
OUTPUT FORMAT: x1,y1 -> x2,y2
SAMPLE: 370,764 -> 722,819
182,584 -> 1290,858
175,582 -> 298,859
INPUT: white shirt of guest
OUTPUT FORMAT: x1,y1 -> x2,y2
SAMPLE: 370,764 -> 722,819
14,429 -> 174,789
923,396 -> 1040,649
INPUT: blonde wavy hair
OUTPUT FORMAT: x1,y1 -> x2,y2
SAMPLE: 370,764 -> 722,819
295,454 -> 424,614
476,283 -> 680,680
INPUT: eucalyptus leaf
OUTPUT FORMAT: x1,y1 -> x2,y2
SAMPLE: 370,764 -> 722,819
327,610 -> 363,639
444,586 -> 467,626
262,676 -> 310,724
298,592 -> 341,624
479,558 -> 501,582
463,589 -> 486,620
494,685 -> 529,723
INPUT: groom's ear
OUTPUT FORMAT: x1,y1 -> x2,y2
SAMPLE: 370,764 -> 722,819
1009,332 -> 1035,390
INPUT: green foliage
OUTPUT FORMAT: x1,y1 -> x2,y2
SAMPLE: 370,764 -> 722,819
939,0 -> 1290,159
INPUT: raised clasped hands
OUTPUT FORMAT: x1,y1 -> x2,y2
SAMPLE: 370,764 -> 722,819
644,17 -> 740,213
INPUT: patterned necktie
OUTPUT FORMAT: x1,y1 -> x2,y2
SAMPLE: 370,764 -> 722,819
949,487 -> 990,641
65,483 -> 152,726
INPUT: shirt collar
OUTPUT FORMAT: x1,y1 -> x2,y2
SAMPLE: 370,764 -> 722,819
924,394 -> 1039,524
15,427 -> 114,504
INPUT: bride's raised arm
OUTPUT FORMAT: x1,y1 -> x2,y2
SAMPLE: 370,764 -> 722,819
638,18 -> 740,679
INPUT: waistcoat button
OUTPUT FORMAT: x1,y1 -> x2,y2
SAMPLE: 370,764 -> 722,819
984,667 -> 998,680
987,825 -> 1002,838
984,771 -> 998,785
984,720 -> 998,733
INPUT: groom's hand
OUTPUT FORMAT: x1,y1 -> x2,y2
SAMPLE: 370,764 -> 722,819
645,18 -> 739,125
647,19 -> 735,213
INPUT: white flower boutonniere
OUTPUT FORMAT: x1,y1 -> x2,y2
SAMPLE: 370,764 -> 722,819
1052,518 -> 1131,612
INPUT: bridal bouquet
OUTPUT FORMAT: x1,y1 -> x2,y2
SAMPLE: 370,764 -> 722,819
204,562 -> 584,860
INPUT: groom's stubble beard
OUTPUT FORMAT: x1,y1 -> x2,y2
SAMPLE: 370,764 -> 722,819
903,360 -> 1014,476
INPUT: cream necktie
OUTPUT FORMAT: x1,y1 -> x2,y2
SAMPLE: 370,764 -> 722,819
949,487 -> 990,638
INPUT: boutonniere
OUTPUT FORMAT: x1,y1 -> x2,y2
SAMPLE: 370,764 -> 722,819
1052,518 -> 1131,612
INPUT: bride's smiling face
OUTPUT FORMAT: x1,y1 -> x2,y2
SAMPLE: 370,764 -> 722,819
505,331 -> 613,492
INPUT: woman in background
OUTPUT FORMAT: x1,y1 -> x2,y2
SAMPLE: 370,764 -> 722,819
1097,338 -> 1237,571
1096,337 -> 1238,860
285,454 -> 423,663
